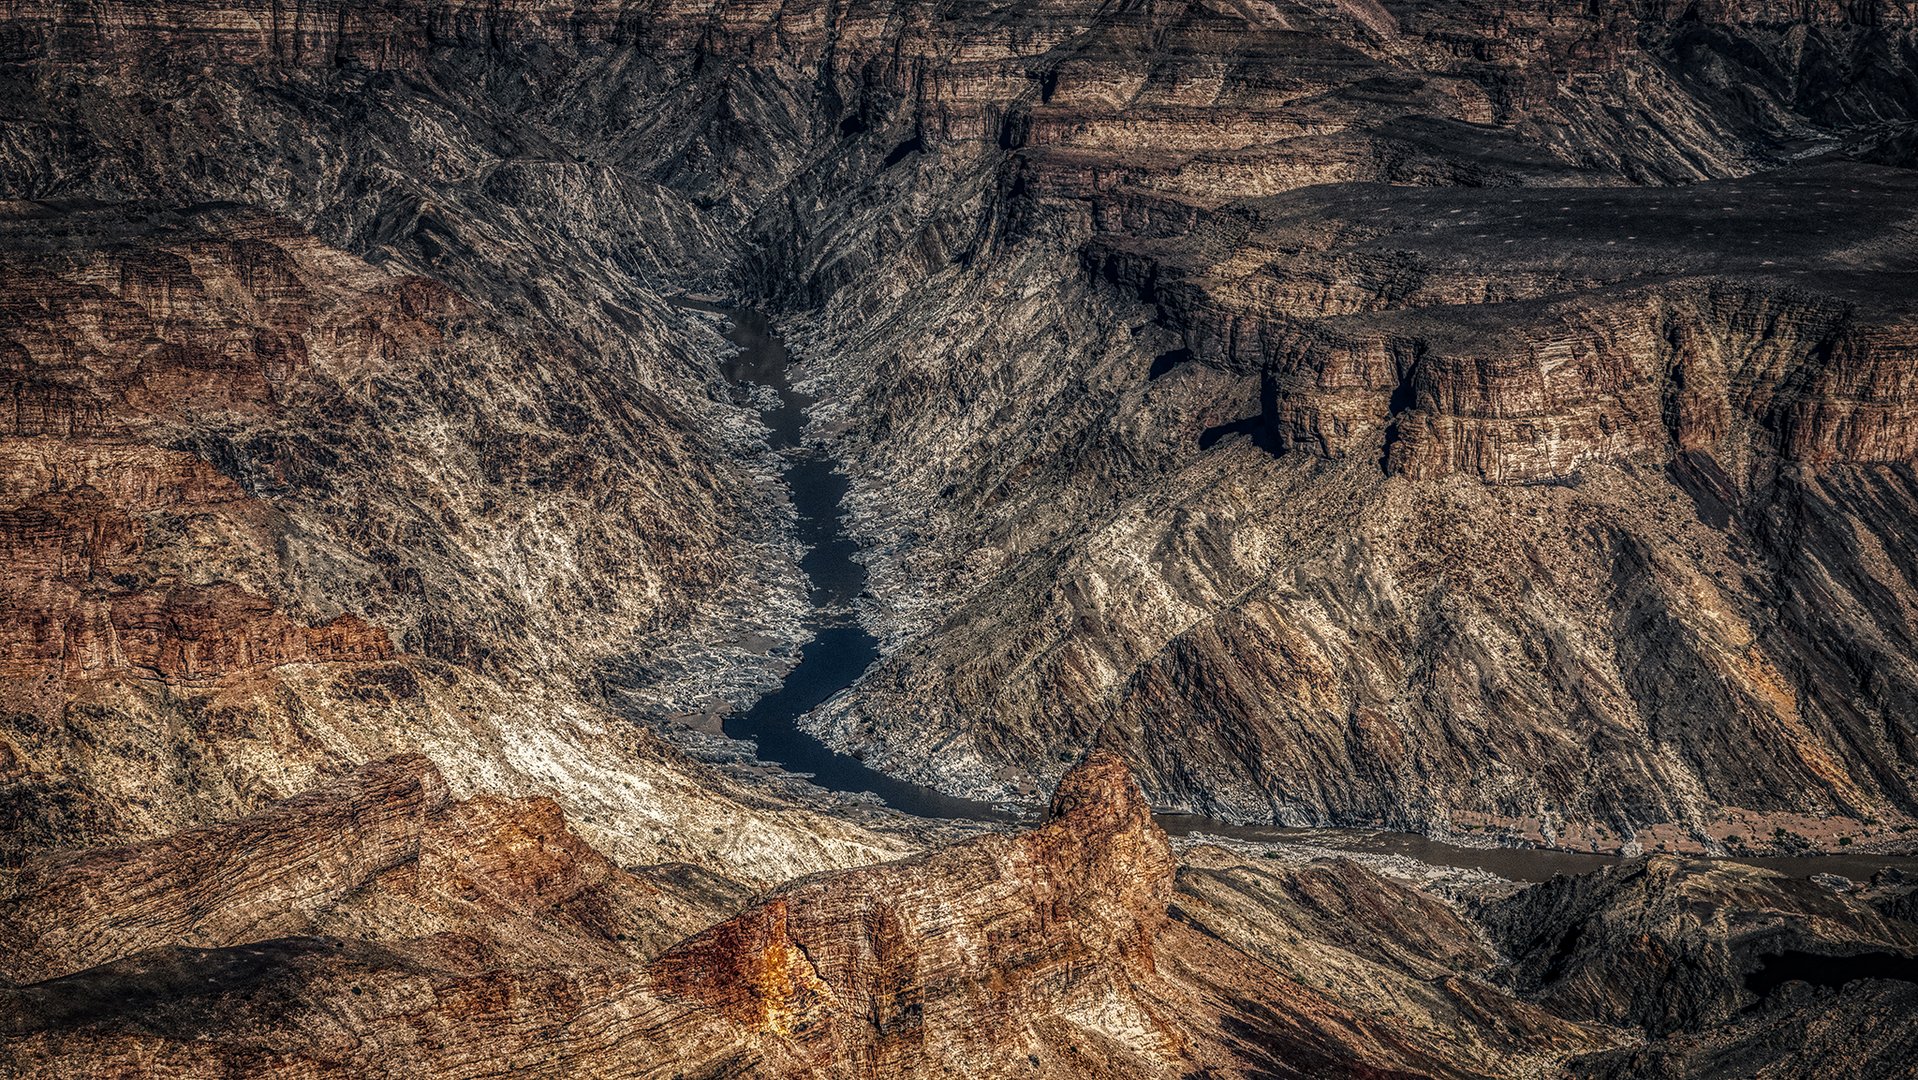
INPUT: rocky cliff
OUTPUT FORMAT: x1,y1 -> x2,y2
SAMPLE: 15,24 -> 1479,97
10,0 -> 1918,859
3,1 -> 1918,1075
753,1 -> 1918,852
7,753 -> 1913,1076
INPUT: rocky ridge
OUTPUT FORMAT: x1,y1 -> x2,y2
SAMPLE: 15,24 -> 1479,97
6,753 -> 1915,1076
2,2 -> 1918,1076
736,0 -> 1918,852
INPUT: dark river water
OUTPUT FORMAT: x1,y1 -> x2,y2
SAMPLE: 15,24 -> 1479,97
693,300 -> 1918,885
690,301 -> 1018,823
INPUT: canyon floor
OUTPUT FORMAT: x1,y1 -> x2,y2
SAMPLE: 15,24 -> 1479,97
4,1 -> 1918,1076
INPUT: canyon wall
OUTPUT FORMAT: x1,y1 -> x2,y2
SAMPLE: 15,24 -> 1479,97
8,0 -> 1918,862
4,4 -> 1918,1074
732,0 -> 1918,852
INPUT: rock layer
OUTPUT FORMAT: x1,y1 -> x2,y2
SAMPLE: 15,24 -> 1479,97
0,754 -> 1600,1077
12,0 -> 1918,857
3,3 -> 1918,1075
747,2 -> 1918,851
7,753 -> 1914,1077
0,203 -> 908,886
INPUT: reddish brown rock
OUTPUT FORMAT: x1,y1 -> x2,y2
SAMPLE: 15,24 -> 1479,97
0,753 -> 1628,1078
652,749 -> 1175,1072
0,754 -> 748,991
0,213 -> 447,690
0,756 -> 449,984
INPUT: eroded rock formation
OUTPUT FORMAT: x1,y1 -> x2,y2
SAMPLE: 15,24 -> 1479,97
3,1 -> 1918,1076
10,0 -> 1918,859
754,2 -> 1918,852
7,753 -> 1914,1077
0,203 -> 909,886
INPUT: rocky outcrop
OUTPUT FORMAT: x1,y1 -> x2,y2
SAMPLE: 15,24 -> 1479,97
1482,855 -> 1918,1077
0,755 -> 744,987
0,753 -> 1631,1078
650,750 -> 1179,1075
3,3 -> 1918,1075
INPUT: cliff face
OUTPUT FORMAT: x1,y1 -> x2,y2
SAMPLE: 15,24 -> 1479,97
0,753 -> 1593,1077
746,2 -> 1918,850
8,753 -> 1913,1077
3,3 -> 1918,1075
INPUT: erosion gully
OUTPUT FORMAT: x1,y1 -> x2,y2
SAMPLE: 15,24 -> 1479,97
688,300 -> 1918,886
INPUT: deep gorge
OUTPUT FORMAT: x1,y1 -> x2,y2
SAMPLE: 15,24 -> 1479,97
4,2 -> 1918,1076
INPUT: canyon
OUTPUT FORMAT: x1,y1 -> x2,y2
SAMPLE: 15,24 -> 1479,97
3,0 -> 1918,1076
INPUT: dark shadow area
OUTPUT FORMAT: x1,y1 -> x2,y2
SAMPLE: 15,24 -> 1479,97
1201,372 -> 1285,454
1198,415 -> 1267,450
1149,347 -> 1191,380
1387,366 -> 1417,414
1667,449 -> 1739,529
1745,948 -> 1918,1003
882,135 -> 926,168
1379,364 -> 1418,473
0,938 -> 344,1035
998,108 -> 1031,149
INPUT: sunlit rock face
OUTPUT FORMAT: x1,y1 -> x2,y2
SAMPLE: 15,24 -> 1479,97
0,753 -> 1637,1075
750,3 -> 1918,853
7,753 -> 1915,1077
3,2 -> 1918,1077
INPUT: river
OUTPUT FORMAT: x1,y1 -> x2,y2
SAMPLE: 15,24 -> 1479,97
690,301 -> 1018,823
694,300 -> 1918,885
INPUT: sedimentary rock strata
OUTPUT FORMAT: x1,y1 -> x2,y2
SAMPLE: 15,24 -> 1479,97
0,203 -> 908,886
0,753 -> 1601,1077
7,754 -> 1914,1077
10,3 -> 1918,852
3,1 -> 1918,1075
761,4 -> 1918,853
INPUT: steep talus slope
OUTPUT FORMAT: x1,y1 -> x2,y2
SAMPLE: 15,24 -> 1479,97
0,754 -> 767,1077
0,754 -> 751,986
